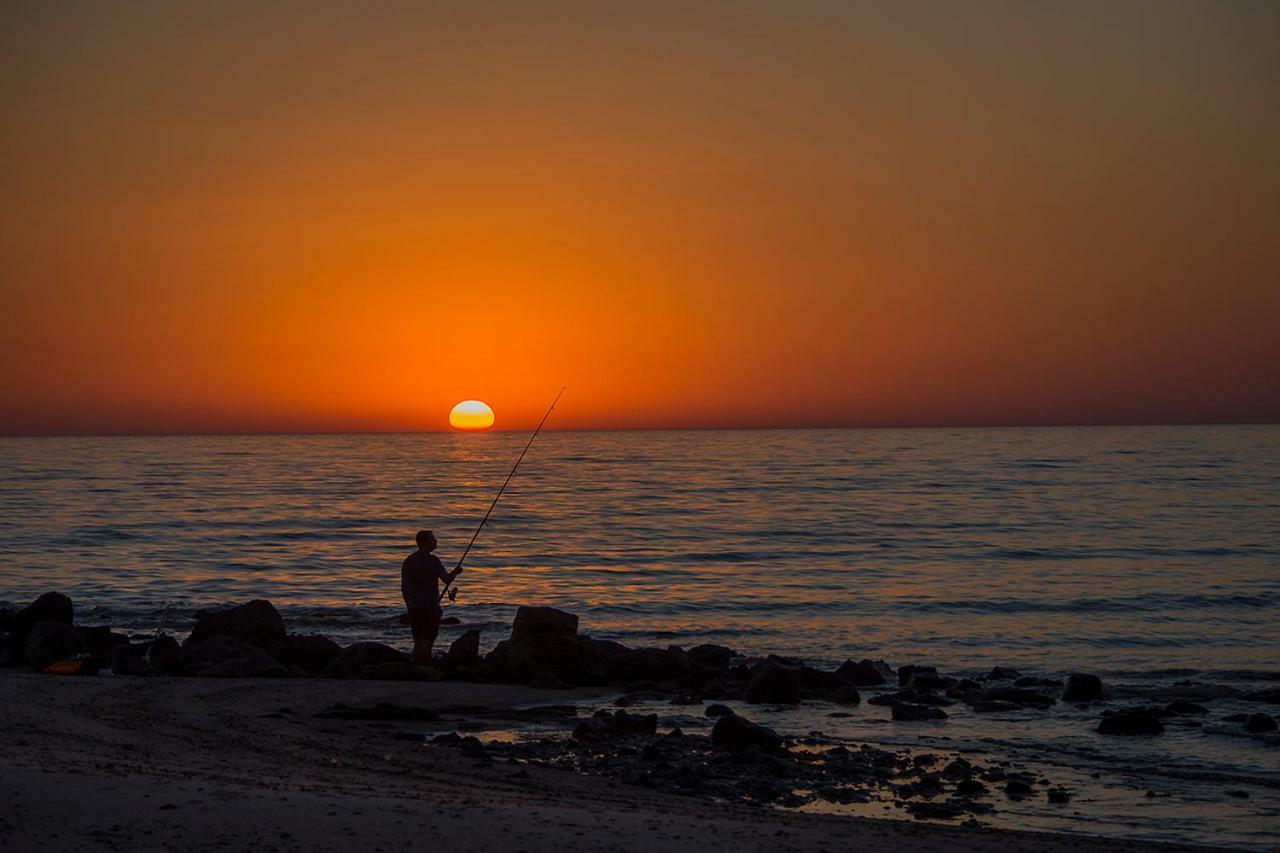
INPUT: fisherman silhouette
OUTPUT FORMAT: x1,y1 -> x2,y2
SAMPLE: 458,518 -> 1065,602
401,530 -> 461,664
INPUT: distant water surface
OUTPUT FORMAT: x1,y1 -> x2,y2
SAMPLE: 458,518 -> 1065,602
1,426 -> 1278,847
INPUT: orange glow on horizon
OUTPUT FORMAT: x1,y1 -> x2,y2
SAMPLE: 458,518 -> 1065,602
449,401 -> 495,431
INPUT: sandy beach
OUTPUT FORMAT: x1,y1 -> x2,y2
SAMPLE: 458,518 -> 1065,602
1,671 -> 1232,853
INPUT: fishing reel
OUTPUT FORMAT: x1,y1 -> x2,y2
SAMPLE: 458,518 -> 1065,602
446,587 -> 458,603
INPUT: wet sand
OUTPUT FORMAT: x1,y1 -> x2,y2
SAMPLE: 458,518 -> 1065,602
0,672 -> 1228,853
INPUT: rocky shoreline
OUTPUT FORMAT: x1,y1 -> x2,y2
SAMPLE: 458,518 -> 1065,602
3,591 -> 1277,827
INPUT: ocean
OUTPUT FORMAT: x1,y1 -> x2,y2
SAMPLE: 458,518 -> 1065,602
2,425 -> 1278,846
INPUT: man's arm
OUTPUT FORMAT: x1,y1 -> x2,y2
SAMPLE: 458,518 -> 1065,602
433,556 -> 462,584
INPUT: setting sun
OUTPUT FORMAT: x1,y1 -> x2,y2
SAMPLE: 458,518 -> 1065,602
449,400 -> 495,431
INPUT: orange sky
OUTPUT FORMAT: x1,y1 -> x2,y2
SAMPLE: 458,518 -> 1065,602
2,1 -> 1278,434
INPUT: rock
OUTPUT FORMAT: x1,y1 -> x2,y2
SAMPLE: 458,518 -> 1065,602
906,801 -> 964,819
1245,713 -> 1277,733
705,703 -> 734,718
835,658 -> 894,686
985,687 -> 1056,709
744,665 -> 801,705
1242,687 -> 1280,705
605,646 -> 689,683
1098,712 -> 1164,736
181,636 -> 250,674
970,700 -> 1021,713
614,709 -> 658,736
24,622 -> 83,670
1047,787 -> 1071,804
955,779 -> 988,797
78,626 -> 130,657
827,685 -> 862,705
892,703 -> 948,722
986,666 -> 1021,681
511,606 -> 578,640
710,710 -> 782,751
1165,700 -> 1208,716
323,642 -> 413,678
282,634 -> 341,673
687,644 -> 735,670
1004,779 -> 1035,799
196,647 -> 289,678
443,629 -> 482,670
7,592 -> 74,656
1061,673 -> 1103,702
187,600 -> 285,646
899,665 -> 950,690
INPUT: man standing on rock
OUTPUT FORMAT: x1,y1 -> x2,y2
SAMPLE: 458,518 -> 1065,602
401,530 -> 461,665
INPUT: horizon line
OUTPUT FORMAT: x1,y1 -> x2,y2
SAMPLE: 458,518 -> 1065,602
1,419 -> 1276,439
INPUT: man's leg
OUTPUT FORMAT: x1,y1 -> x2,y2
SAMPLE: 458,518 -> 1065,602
410,609 -> 431,665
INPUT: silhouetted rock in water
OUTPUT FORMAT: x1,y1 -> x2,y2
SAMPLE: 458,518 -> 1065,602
4,592 -> 74,663
827,685 -> 862,705
898,665 -> 949,690
834,658 -> 893,686
869,688 -> 952,708
687,644 -> 735,670
110,635 -> 181,676
986,666 -> 1021,681
1014,675 -> 1061,689
970,700 -> 1021,713
1098,710 -> 1164,736
512,605 -> 578,639
744,665 -> 800,705
984,687 -> 1056,709
443,629 -> 481,670
313,702 -> 439,721
1061,673 -> 1103,702
323,642 -> 413,678
1243,687 -> 1280,705
892,703 -> 948,722
187,600 -> 285,647
1245,713 -> 1277,733
1004,779 -> 1036,800
704,703 -> 733,718
1047,787 -> 1071,804
606,646 -> 689,683
573,709 -> 658,740
197,646 -> 289,678
278,634 -> 341,674
1165,700 -> 1209,716
710,710 -> 781,751
24,622 -> 83,670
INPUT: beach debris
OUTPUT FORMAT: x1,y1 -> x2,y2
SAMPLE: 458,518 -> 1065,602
1098,709 -> 1165,736
1061,673 -> 1103,702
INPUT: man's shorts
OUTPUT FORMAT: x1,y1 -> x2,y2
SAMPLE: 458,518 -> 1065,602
408,606 -> 442,645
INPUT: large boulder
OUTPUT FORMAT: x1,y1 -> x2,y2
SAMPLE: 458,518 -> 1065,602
687,644 -> 736,670
1061,673 -> 1103,702
197,647 -> 289,678
443,629 -> 482,670
744,664 -> 801,705
24,622 -> 83,670
835,658 -> 893,686
710,710 -> 782,751
280,634 -> 342,673
605,646 -> 690,683
7,592 -> 74,655
1098,711 -> 1164,736
892,703 -> 949,722
511,606 -> 578,640
187,600 -> 285,646
323,642 -> 413,678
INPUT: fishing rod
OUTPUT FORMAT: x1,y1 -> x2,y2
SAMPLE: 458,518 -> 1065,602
438,386 -> 566,604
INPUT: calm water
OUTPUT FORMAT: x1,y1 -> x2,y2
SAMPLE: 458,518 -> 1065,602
2,426 -> 1278,846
